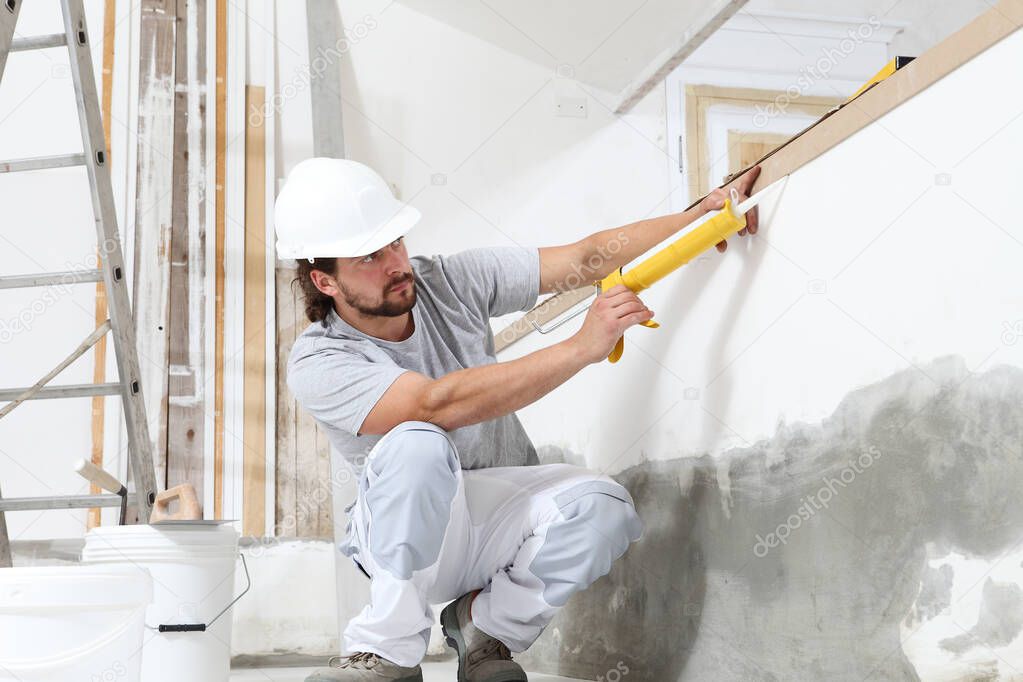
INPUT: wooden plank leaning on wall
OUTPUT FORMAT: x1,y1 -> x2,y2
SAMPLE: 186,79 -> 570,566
135,0 -> 176,490
213,0 -> 226,520
89,0 -> 118,529
242,86 -> 267,537
275,272 -> 334,539
166,0 -> 209,500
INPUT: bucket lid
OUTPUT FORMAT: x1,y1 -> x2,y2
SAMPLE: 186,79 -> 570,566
83,523 -> 239,561
85,522 -> 238,546
0,565 -> 152,609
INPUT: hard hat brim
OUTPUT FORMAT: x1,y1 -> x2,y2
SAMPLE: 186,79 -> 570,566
276,204 -> 421,260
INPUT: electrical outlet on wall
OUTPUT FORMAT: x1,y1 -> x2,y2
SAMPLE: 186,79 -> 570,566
554,95 -> 587,118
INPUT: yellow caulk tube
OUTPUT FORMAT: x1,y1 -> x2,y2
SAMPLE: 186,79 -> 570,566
598,193 -> 747,363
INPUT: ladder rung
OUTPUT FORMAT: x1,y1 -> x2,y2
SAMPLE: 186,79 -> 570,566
0,383 -> 121,401
0,153 -> 86,174
10,34 -> 67,52
0,269 -> 104,290
0,494 -> 128,513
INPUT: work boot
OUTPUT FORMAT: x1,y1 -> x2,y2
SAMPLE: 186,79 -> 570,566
304,652 -> 423,681
441,593 -> 527,682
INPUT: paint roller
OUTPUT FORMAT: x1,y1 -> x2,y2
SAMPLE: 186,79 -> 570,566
534,177 -> 786,362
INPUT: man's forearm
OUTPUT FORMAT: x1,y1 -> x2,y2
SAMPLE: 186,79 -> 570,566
419,337 -> 589,431
582,204 -> 708,281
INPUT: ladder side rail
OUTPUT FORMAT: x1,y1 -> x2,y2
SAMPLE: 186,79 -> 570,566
0,0 -> 21,83
61,0 -> 157,522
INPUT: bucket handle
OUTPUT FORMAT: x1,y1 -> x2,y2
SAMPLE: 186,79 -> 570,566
149,552 -> 251,634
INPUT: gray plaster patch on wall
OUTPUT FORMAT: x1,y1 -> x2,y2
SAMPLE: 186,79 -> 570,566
517,357 -> 1023,681
939,578 -> 1023,654
910,563 -> 954,623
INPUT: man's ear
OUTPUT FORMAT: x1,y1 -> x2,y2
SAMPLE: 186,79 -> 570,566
310,268 -> 340,297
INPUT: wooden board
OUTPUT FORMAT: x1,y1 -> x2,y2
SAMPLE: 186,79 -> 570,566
242,86 -> 267,537
167,0 -> 209,501
134,0 -> 178,488
274,267 -> 298,536
214,0 -> 227,520
89,0 -> 118,529
274,267 -> 334,539
727,131 -> 793,177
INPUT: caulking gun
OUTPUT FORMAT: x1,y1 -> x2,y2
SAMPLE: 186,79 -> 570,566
533,177 -> 786,363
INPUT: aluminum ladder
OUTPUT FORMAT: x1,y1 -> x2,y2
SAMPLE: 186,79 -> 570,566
0,0 -> 158,567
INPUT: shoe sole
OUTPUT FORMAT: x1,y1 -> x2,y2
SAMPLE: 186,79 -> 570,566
440,601 -> 526,682
305,670 -> 422,682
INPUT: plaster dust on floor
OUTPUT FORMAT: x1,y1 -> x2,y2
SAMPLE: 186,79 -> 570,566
516,356 -> 1023,681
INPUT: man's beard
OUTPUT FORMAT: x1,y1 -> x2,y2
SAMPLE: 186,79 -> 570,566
340,273 -> 417,317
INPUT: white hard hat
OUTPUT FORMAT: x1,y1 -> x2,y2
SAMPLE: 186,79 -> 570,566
274,158 -> 421,260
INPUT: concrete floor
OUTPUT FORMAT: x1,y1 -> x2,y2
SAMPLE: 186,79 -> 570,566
231,661 -> 582,681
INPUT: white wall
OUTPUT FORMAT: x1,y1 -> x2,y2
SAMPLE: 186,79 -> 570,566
513,24 -> 1023,478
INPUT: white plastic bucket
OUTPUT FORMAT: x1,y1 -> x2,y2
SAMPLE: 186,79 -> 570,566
82,524 -> 239,682
0,565 -> 152,682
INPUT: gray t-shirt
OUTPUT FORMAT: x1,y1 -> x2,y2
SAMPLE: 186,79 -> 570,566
287,246 -> 542,477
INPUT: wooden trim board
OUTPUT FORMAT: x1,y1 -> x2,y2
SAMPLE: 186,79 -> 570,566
89,0 -> 117,529
262,11 -> 278,536
243,86 -> 267,537
134,0 -> 177,488
166,0 -> 209,500
214,0 -> 227,520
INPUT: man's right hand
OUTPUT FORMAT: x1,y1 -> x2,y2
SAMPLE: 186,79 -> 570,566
571,284 -> 654,364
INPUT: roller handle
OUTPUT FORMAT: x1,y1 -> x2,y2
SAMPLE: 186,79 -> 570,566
74,458 -> 125,495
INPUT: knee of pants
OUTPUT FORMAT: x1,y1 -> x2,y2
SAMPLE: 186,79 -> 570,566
529,486 -> 644,607
571,488 -> 643,556
369,421 -> 459,482
603,489 -> 644,546
364,421 -> 459,580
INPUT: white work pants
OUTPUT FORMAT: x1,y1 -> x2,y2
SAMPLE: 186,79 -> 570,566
338,421 -> 643,667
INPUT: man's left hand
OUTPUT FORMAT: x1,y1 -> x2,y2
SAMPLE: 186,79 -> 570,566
700,165 -> 761,253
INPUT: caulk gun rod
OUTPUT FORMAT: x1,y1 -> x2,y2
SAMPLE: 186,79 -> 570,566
735,175 -> 788,214
616,177 -> 789,293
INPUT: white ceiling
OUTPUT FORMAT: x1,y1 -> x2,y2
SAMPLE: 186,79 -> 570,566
393,0 -> 746,99
391,0 -> 990,109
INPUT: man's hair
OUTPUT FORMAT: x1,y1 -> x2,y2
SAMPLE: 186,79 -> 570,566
294,257 -> 339,325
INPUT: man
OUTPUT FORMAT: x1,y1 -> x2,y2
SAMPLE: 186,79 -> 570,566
277,158 -> 760,682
